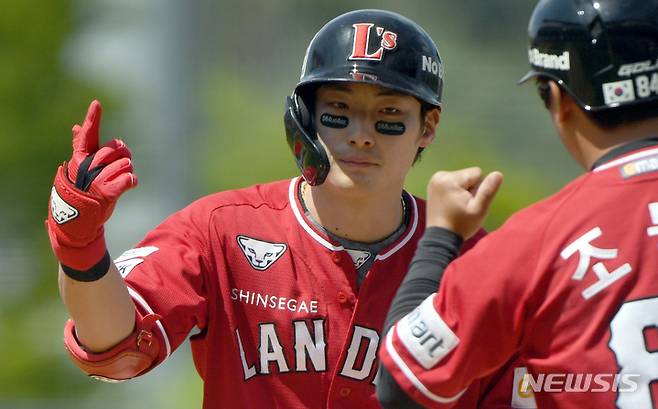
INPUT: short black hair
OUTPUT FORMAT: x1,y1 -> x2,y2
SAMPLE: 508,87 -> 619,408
536,78 -> 658,130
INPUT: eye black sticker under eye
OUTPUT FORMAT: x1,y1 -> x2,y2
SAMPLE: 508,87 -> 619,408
375,121 -> 406,135
320,113 -> 349,129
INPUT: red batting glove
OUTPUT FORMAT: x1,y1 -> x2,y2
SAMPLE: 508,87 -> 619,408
47,100 -> 138,271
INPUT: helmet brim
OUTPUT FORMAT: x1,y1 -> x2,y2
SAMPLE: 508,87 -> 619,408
297,65 -> 442,110
517,70 -> 541,85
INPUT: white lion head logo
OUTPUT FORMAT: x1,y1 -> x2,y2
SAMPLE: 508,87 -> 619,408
237,235 -> 287,271
51,186 -> 79,224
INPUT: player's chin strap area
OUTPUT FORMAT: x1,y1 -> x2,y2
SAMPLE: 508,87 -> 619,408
63,312 -> 161,383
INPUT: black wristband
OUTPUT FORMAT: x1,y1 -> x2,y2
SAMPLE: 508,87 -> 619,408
61,251 -> 111,282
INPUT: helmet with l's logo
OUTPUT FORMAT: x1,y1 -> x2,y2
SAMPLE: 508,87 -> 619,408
284,9 -> 444,185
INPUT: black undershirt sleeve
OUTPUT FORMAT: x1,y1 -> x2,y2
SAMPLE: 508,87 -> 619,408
376,227 -> 463,409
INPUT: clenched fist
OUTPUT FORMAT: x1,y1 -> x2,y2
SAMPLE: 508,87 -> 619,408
47,100 -> 137,272
426,167 -> 503,239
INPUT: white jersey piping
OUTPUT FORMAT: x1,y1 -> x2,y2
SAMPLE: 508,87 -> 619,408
288,177 -> 418,259
593,147 -> 658,173
127,286 -> 172,359
376,192 -> 418,261
288,177 -> 344,251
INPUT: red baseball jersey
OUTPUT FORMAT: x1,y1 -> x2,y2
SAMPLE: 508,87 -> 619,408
381,143 -> 658,409
67,177 -> 484,409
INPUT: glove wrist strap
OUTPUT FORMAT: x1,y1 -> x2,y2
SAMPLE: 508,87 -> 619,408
61,251 -> 111,282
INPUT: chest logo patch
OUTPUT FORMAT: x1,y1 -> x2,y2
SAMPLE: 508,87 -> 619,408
237,235 -> 287,271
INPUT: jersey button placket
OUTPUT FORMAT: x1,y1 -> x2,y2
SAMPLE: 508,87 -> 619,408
333,252 -> 355,306
339,387 -> 351,398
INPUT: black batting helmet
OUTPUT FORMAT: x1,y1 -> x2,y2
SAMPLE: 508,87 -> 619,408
519,0 -> 658,112
284,9 -> 444,185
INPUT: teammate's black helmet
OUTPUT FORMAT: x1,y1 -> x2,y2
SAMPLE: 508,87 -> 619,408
284,9 -> 444,185
519,0 -> 658,112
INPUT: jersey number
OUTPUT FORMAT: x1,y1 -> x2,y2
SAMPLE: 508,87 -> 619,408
609,297 -> 658,409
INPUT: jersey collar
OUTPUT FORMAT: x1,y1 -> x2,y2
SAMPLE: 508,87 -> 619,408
592,137 -> 658,172
287,177 -> 419,259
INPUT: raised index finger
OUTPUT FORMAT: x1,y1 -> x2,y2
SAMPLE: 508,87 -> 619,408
72,100 -> 103,154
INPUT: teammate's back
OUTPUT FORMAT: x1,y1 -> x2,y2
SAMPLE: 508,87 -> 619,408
377,0 -> 658,407
509,143 -> 658,407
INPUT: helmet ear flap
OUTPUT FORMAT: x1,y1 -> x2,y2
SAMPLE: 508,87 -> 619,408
294,92 -> 313,132
284,93 -> 330,186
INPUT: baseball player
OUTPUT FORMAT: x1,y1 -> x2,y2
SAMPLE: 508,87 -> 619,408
46,9 -> 487,409
377,0 -> 658,408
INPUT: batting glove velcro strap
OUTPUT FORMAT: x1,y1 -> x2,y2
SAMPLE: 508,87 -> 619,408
63,312 -> 162,382
61,251 -> 111,282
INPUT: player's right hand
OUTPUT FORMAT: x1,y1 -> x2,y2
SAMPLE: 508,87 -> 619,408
46,100 -> 138,271
425,167 -> 503,239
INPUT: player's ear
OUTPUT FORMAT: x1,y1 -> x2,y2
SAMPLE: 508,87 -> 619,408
419,108 -> 440,147
548,81 -> 575,125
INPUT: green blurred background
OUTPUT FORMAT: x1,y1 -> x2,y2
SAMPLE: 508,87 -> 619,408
0,0 -> 580,408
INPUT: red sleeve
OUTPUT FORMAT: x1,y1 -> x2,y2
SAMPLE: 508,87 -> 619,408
379,217 -> 538,408
114,201 -> 214,367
